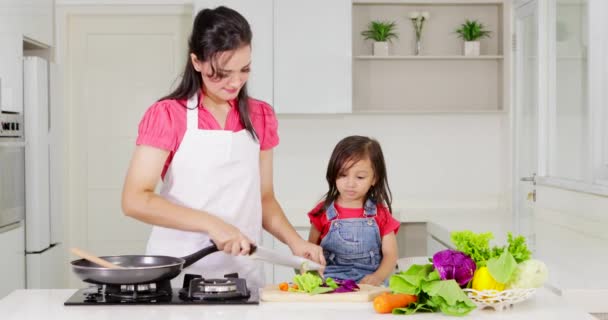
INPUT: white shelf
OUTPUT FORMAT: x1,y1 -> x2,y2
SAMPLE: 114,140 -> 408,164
352,107 -> 507,114
354,55 -> 504,60
353,0 -> 504,4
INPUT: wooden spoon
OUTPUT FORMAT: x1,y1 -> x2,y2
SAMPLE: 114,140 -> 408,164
70,247 -> 126,269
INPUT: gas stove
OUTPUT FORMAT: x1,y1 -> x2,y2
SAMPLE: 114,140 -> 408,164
64,273 -> 258,305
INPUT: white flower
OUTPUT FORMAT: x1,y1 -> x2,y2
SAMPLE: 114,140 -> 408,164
421,11 -> 430,20
409,11 -> 420,19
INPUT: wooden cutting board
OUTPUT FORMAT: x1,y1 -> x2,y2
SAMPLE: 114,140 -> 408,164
260,284 -> 391,302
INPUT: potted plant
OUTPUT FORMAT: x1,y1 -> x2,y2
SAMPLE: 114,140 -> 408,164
361,20 -> 398,56
455,19 -> 491,56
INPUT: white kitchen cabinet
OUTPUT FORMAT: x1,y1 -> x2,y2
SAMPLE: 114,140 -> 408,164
193,0 -> 352,114
192,0 -> 273,105
21,0 -> 54,47
0,222 -> 25,299
0,33 -> 24,113
274,0 -> 351,114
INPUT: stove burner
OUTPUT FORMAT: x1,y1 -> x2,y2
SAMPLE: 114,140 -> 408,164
65,273 -> 258,306
181,277 -> 250,300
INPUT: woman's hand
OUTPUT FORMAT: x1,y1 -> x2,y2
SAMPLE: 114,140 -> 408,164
207,217 -> 254,256
359,274 -> 384,286
289,238 -> 327,266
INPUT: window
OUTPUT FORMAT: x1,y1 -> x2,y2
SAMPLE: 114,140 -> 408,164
543,0 -> 608,193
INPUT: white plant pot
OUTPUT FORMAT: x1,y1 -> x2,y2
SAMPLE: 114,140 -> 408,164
464,41 -> 480,56
373,41 -> 389,56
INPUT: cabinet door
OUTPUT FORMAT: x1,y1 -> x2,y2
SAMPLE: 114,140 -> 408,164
22,0 -> 54,46
0,33 -> 23,113
192,0 -> 273,105
274,0 -> 351,114
0,223 -> 25,299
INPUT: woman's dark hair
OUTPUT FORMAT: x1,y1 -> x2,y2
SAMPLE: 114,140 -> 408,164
160,6 -> 257,139
313,136 -> 393,216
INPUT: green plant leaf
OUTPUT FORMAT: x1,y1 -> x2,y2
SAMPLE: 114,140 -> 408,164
361,20 -> 399,42
455,19 -> 491,41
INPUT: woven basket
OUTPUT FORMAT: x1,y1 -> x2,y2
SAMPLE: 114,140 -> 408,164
463,288 -> 536,311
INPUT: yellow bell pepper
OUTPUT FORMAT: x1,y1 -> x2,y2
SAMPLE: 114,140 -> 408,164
472,266 -> 505,291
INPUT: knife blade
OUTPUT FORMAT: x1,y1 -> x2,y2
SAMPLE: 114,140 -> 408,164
249,244 -> 324,272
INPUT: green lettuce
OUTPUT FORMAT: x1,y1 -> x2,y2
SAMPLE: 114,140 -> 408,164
390,264 -> 476,316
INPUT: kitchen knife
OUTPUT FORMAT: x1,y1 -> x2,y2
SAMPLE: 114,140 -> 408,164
249,244 -> 324,272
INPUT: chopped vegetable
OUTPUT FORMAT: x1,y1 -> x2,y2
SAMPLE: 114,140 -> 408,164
333,279 -> 359,293
471,266 -> 505,291
506,259 -> 548,289
432,249 -> 476,287
287,272 -> 358,295
373,292 -> 417,313
290,273 -> 334,294
278,282 -> 289,291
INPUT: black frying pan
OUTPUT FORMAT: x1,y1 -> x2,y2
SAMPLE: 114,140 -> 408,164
70,244 -> 219,285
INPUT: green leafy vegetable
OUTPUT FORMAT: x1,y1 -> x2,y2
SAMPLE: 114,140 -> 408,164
486,250 -> 518,284
389,264 -> 476,316
290,273 -> 334,294
451,231 -> 494,266
492,233 -> 532,263
451,231 -> 531,267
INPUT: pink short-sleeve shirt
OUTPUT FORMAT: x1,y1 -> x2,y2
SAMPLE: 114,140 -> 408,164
136,91 -> 279,178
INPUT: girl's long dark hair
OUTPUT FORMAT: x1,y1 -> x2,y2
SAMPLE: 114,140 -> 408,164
313,136 -> 393,216
160,6 -> 257,139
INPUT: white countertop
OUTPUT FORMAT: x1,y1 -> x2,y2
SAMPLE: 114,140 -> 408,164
0,288 -> 594,320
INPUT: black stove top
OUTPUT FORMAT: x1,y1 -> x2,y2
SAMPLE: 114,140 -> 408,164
64,273 -> 259,306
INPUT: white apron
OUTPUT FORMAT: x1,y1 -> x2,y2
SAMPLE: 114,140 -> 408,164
146,93 -> 264,288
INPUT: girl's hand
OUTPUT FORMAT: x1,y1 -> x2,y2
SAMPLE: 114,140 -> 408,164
207,217 -> 254,256
359,274 -> 384,286
290,238 -> 327,266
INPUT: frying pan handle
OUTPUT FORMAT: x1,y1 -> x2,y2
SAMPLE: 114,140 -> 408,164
181,242 -> 220,268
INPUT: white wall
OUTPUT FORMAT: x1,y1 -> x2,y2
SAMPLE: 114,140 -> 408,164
274,113 -> 510,225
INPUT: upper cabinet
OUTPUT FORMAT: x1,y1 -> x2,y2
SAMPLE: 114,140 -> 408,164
193,0 -> 352,114
274,0 -> 351,114
0,33 -> 24,114
193,0 -> 274,105
22,0 -> 54,47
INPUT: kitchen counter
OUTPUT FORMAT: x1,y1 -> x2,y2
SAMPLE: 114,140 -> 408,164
0,288 -> 594,320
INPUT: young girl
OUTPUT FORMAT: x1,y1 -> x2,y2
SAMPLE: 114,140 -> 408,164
121,6 -> 324,288
308,136 -> 400,286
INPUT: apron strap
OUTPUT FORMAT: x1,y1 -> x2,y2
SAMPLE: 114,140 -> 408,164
186,94 -> 199,130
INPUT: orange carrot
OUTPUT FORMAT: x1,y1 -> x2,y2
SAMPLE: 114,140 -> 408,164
291,283 -> 299,290
373,293 -> 418,314
278,282 -> 289,291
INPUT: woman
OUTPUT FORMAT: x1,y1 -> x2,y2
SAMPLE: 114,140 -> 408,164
121,6 -> 325,288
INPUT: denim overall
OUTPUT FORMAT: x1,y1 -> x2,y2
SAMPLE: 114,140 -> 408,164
320,199 -> 382,282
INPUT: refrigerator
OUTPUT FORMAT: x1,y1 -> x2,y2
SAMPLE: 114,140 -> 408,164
23,56 -> 64,289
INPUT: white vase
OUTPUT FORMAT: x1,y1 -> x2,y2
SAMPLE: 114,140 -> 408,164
464,41 -> 480,56
373,41 -> 389,56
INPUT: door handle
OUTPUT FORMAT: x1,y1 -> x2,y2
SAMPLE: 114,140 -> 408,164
520,173 -> 537,184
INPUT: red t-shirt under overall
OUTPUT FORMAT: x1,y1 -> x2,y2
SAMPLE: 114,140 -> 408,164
308,202 -> 401,242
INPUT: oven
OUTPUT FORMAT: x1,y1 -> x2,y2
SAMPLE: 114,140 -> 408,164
0,113 -> 25,229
